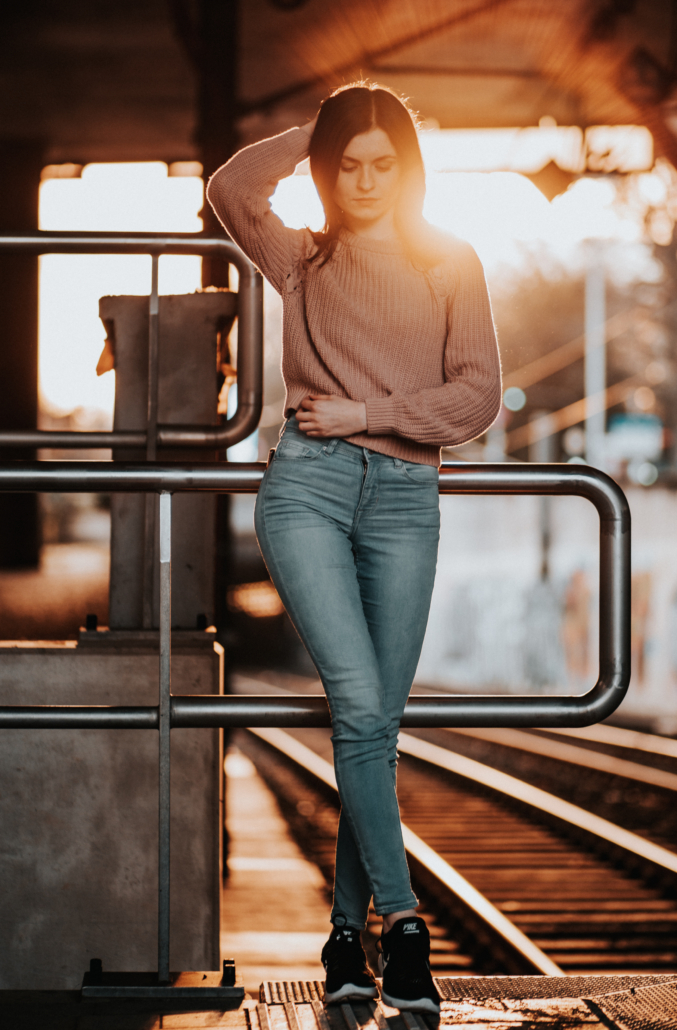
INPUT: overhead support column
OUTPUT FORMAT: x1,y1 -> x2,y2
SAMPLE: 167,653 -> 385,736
197,0 -> 239,290
194,0 -> 240,639
0,140 -> 44,568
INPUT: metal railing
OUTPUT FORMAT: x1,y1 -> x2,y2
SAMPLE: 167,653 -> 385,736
0,232 -> 264,452
0,460 -> 630,983
0,459 -> 630,732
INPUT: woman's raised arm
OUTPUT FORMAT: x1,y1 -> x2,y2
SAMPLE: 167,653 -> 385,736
206,121 -> 316,293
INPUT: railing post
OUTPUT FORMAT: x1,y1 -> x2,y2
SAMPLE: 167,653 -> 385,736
147,255 -> 160,461
158,490 -> 172,983
143,255 -> 161,629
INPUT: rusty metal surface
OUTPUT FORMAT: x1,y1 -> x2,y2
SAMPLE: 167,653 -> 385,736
256,980 -> 677,1030
585,979 -> 677,1029
436,974 -> 677,1001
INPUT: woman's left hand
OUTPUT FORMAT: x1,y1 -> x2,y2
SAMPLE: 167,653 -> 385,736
296,394 -> 367,437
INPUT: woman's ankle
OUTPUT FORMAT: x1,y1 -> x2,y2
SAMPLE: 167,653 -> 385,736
382,908 -> 418,934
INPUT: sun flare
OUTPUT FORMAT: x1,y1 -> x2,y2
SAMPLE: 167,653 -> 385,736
39,129 -> 653,419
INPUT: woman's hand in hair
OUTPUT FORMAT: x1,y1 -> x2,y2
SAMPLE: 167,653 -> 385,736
296,394 -> 367,437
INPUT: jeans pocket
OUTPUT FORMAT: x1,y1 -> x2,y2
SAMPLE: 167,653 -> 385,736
399,460 -> 439,484
274,436 -> 326,461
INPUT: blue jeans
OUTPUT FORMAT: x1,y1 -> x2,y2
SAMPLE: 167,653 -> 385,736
254,418 -> 440,929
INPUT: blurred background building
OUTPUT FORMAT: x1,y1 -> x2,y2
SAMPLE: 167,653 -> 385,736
2,0 -> 677,724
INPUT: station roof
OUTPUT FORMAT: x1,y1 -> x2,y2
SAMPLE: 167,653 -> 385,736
2,0 -> 677,165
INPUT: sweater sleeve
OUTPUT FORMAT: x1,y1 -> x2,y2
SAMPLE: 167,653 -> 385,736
364,243 -> 502,447
206,127 -> 312,294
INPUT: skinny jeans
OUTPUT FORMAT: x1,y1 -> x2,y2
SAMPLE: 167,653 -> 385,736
254,417 -> 440,929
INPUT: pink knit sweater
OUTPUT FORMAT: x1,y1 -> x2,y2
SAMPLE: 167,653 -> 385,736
207,127 -> 502,466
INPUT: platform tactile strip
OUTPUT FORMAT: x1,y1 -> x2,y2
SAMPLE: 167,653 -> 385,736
262,980 -> 325,1005
585,979 -> 677,1030
434,974 -> 677,1001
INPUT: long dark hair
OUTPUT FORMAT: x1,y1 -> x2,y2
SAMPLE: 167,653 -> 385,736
309,82 -> 438,268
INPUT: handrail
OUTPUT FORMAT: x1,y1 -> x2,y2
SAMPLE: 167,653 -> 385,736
0,457 -> 630,986
0,231 -> 264,451
0,459 -> 631,729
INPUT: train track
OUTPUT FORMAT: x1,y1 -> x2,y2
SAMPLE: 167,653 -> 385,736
411,721 -> 677,855
234,692 -> 677,980
238,672 -> 677,851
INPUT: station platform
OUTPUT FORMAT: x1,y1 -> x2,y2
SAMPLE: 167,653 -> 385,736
221,749 -> 330,990
5,974 -> 677,1029
4,747 -> 677,1028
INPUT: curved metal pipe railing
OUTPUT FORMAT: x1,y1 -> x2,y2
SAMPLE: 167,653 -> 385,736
0,458 -> 630,986
0,459 -> 630,729
0,231 -> 263,451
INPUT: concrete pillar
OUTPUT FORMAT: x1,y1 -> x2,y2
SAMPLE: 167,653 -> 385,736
0,633 -> 224,989
0,139 -> 44,568
102,292 -> 237,629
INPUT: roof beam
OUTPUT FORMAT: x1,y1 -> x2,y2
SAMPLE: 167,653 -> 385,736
237,0 -> 518,115
372,65 -> 541,78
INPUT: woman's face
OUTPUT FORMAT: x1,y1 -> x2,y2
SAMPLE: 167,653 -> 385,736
332,127 -> 401,229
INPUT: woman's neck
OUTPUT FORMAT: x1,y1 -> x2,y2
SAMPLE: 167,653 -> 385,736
341,208 -> 398,241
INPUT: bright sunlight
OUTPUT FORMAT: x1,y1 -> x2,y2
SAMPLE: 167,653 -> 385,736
39,162 -> 204,415
39,126 -> 653,419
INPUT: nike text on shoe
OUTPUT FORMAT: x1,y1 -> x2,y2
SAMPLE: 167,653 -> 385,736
321,925 -> 378,1003
378,916 -> 440,1014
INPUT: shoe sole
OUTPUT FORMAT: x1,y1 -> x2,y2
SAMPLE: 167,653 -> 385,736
324,984 -> 378,1004
380,989 -> 440,1014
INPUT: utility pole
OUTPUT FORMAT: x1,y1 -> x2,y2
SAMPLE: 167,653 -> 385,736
529,411 -> 556,581
585,241 -> 606,469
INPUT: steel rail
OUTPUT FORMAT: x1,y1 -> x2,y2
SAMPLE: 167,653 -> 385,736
248,726 -> 562,976
397,733 -> 677,881
446,726 -> 677,793
0,231 -> 263,451
536,724 -> 677,761
0,459 -> 630,729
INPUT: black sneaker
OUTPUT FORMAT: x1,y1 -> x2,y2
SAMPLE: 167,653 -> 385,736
321,925 -> 378,1003
378,916 -> 440,1013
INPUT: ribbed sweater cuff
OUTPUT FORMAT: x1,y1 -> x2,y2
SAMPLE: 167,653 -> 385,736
365,396 -> 397,435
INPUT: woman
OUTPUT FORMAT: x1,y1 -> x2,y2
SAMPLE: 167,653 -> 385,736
208,83 -> 501,1014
